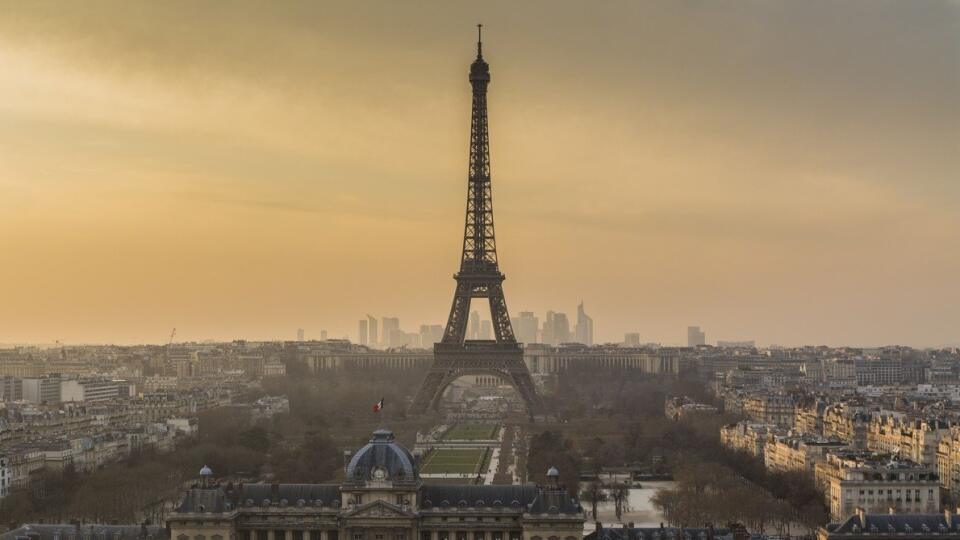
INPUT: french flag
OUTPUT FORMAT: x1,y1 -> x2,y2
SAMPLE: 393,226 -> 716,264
373,398 -> 384,413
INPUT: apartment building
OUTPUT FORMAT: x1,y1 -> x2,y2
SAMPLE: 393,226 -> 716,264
824,403 -> 873,449
744,393 -> 796,427
867,415 -> 951,466
815,451 -> 939,521
721,421 -> 781,458
765,435 -> 848,474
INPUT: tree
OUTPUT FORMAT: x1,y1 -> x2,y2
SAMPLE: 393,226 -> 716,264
527,431 -> 581,495
237,426 -> 270,453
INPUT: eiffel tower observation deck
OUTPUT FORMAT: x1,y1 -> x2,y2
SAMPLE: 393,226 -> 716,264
411,26 -> 542,416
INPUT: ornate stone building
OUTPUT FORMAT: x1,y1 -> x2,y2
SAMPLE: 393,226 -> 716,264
168,430 -> 584,540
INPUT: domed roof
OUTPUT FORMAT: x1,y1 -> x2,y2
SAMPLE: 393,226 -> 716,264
199,465 -> 213,477
546,466 -> 559,478
345,429 -> 417,484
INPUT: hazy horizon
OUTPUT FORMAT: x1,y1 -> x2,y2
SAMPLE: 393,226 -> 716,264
1,1 -> 957,348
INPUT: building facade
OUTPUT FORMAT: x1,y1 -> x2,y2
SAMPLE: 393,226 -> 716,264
169,430 -> 584,540
814,451 -> 939,521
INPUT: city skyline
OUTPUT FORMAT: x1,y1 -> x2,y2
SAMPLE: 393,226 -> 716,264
0,2 -> 957,347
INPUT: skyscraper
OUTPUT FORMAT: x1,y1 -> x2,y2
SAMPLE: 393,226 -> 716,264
296,328 -> 305,341
542,311 -> 555,345
575,301 -> 594,346
687,326 -> 706,347
516,311 -> 539,344
479,320 -> 492,340
624,332 -> 641,346
382,317 -> 400,346
367,315 -> 378,348
419,324 -> 444,348
358,319 -> 369,346
320,329 -> 328,340
468,310 -> 480,340
553,313 -> 571,344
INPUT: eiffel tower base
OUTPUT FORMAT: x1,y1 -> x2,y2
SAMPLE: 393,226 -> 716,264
410,342 -> 541,417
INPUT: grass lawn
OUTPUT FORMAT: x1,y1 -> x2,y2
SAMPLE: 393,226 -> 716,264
442,424 -> 499,440
420,448 -> 488,474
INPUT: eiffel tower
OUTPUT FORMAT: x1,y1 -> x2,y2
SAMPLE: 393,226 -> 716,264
410,26 -> 542,416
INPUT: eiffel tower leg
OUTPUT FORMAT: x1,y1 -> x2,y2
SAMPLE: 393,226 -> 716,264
487,283 -> 515,343
507,370 -> 541,416
411,370 -> 445,413
442,283 -> 472,344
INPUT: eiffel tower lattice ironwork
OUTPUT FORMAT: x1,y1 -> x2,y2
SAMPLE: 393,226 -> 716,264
411,26 -> 542,416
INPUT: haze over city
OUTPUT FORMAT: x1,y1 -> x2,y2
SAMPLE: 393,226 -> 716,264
1,1 -> 957,347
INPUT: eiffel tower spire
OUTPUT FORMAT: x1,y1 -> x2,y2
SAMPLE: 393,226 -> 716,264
463,23 -> 495,270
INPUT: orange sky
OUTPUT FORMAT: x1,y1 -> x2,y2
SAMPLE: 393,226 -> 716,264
0,1 -> 957,347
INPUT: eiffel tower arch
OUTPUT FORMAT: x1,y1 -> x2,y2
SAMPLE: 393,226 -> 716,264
411,26 -> 542,416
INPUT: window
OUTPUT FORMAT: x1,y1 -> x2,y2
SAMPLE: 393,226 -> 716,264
329,532 -> 339,540
257,532 -> 269,540
422,533 -> 432,540
354,534 -> 363,540
292,533 -> 303,540
310,533 -> 321,540
396,495 -> 405,506
475,534 -> 485,540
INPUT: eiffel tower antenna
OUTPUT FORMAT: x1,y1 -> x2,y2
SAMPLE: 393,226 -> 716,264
477,23 -> 482,57
411,28 -> 542,417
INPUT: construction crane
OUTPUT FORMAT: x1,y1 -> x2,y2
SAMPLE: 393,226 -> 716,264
167,328 -> 176,346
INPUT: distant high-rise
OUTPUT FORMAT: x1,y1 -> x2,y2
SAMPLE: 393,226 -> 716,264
320,329 -> 328,340
479,320 -> 492,340
687,326 -> 706,347
296,328 -> 305,341
367,315 -> 378,347
358,319 -> 369,346
553,313 -> 571,344
382,317 -> 400,346
542,311 -> 555,345
624,332 -> 641,347
575,301 -> 594,346
468,310 -> 480,340
419,324 -> 444,348
516,311 -> 539,344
